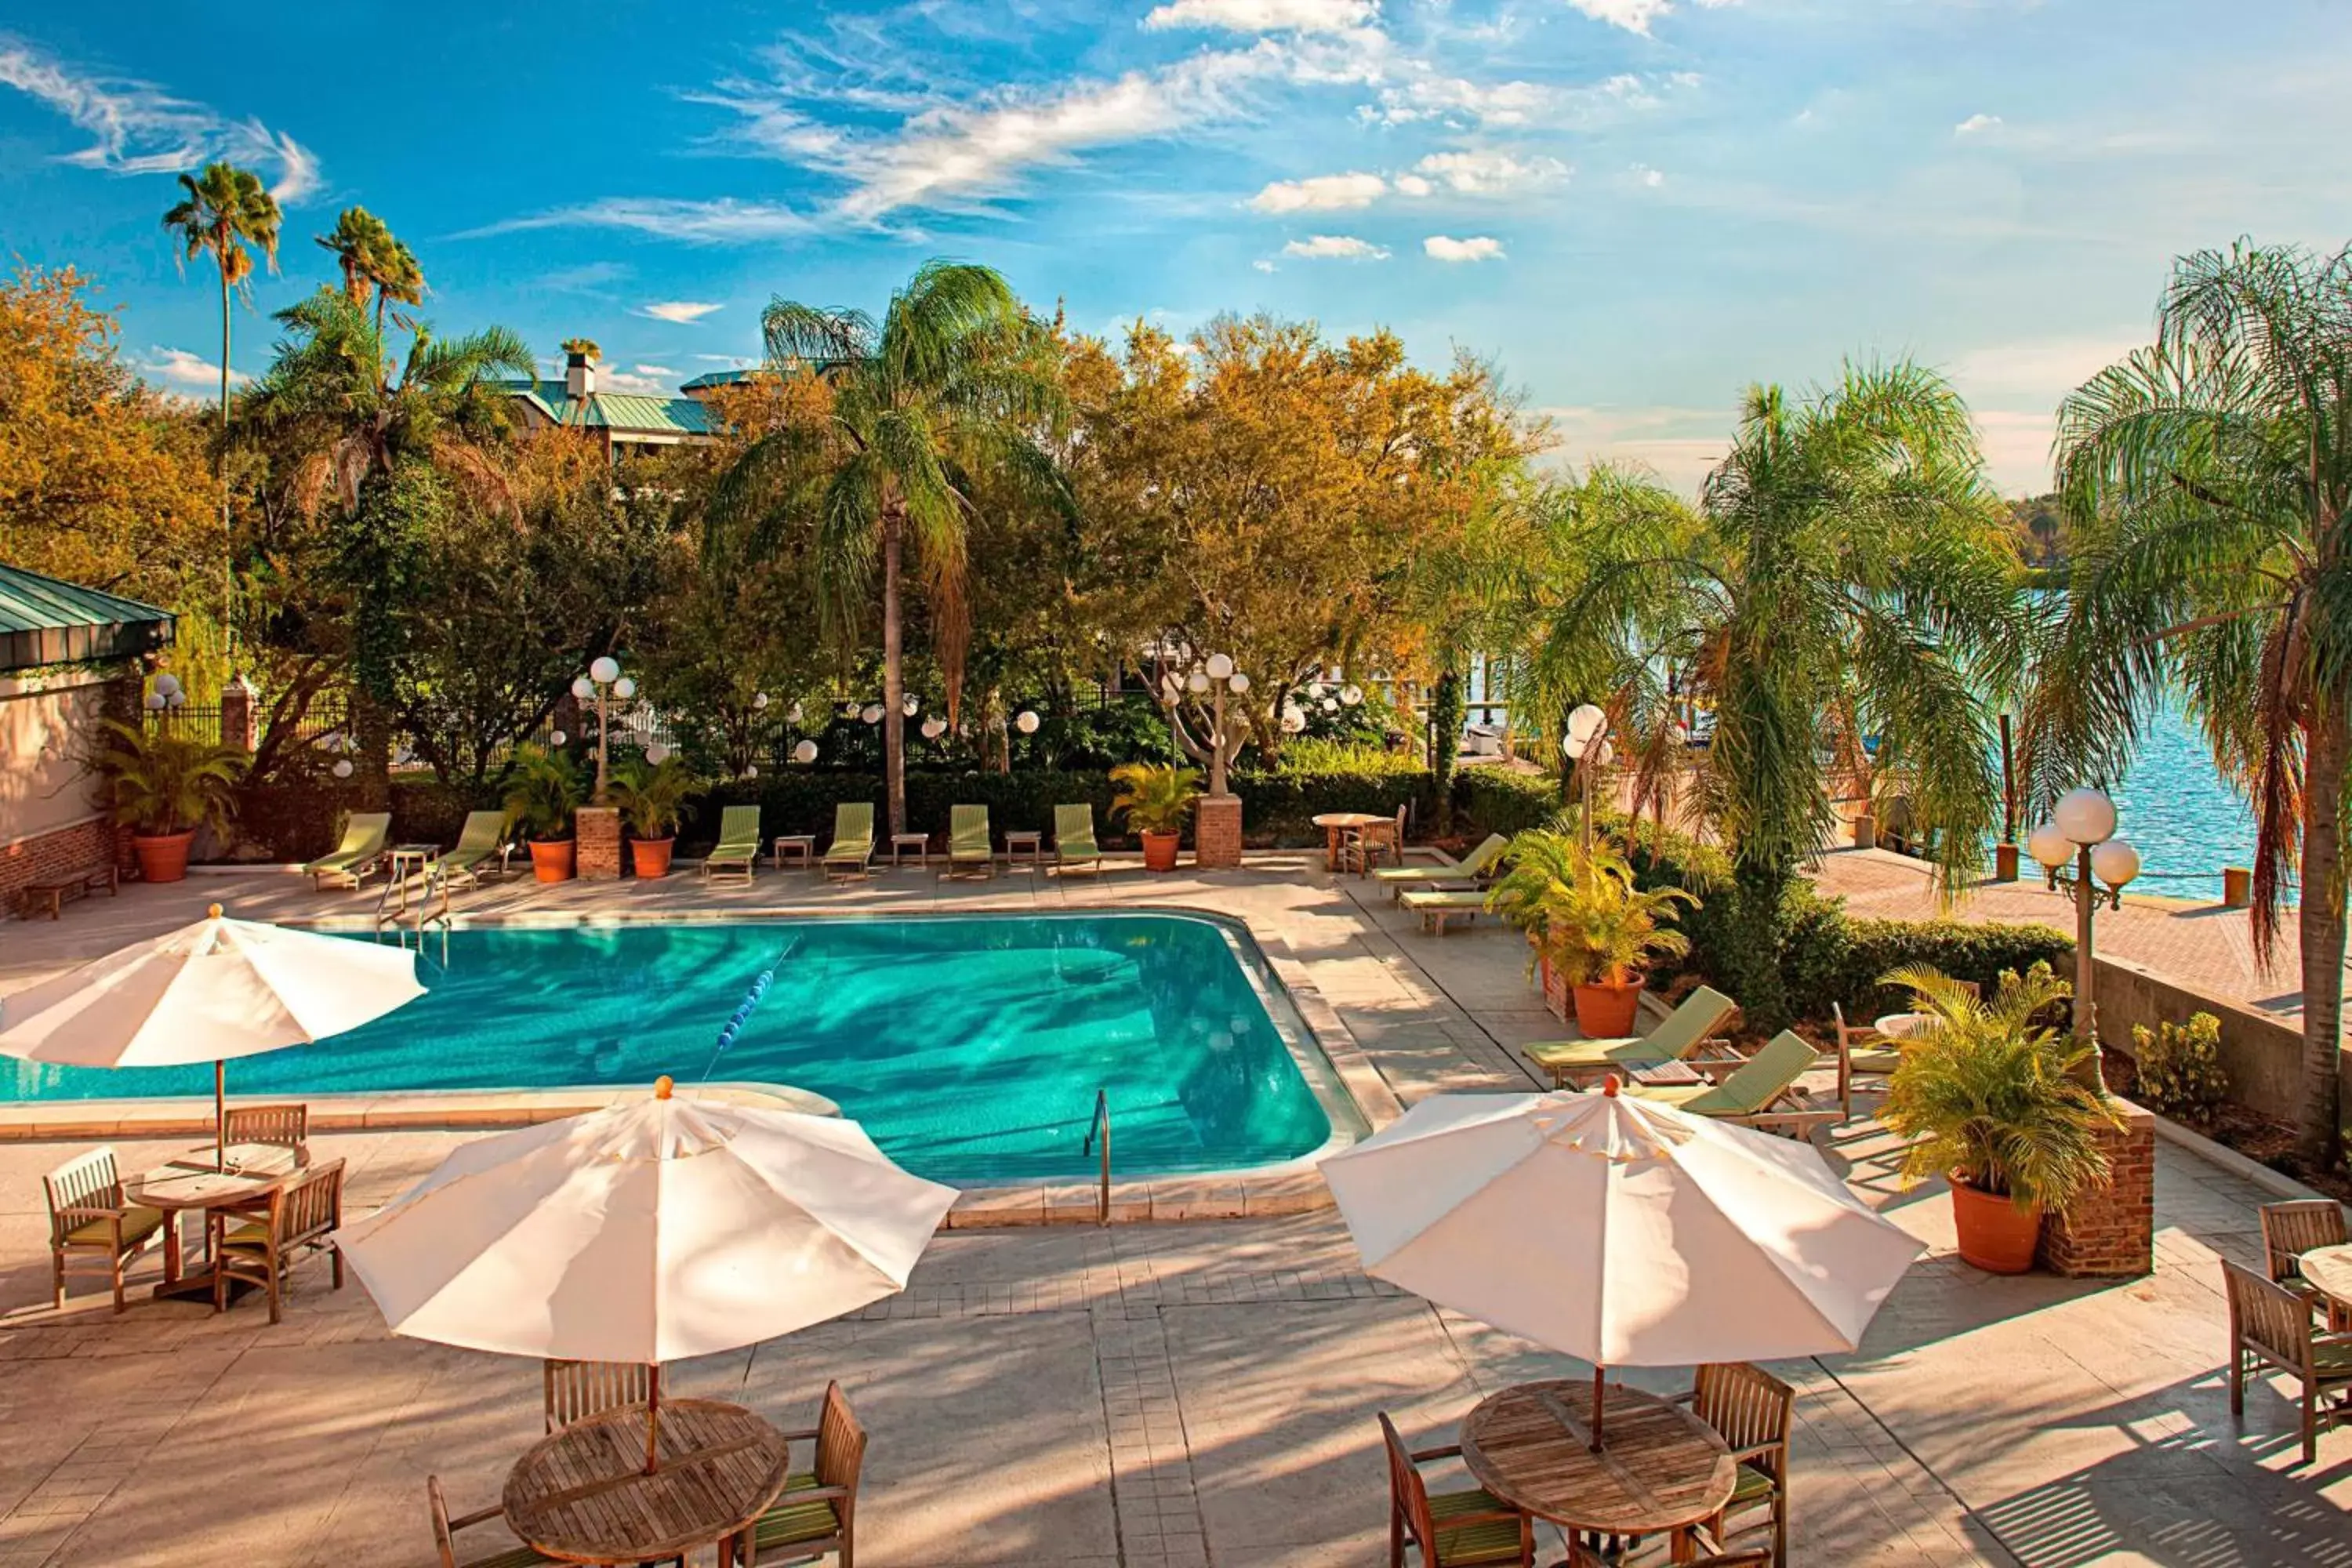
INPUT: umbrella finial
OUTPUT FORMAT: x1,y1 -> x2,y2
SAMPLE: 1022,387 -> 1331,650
1602,1075 -> 1620,1097
207,903 -> 223,920
654,1075 -> 674,1100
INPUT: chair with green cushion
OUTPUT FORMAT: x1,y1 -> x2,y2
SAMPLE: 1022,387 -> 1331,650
823,802 -> 875,882
1624,1030 -> 1833,1134
1380,1412 -> 1534,1567
1523,986 -> 1740,1089
1399,887 -> 1488,934
441,811 -> 512,887
210,1158 -> 344,1324
1372,833 -> 1508,899
740,1380 -> 865,1566
702,804 -> 764,886
1831,1002 -> 1906,1120
427,1475 -> 561,1568
2223,1258 -> 2352,1465
1679,1361 -> 1793,1568
1054,803 -> 1104,876
304,811 -> 391,890
946,804 -> 993,880
42,1146 -> 166,1313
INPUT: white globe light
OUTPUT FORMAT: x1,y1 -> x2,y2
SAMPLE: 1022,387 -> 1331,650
753,691 -> 770,710
2026,820 -> 2073,871
903,696 -> 920,717
1015,710 -> 1041,735
590,655 -> 620,684
1588,739 -> 1615,768
1307,681 -> 1327,699
1340,684 -> 1363,706
331,759 -> 354,779
793,739 -> 818,764
550,730 -> 568,746
645,742 -> 670,765
921,717 -> 947,739
1280,707 -> 1306,734
1186,670 -> 1210,694
153,673 -> 182,699
1321,697 -> 1338,713
612,676 -> 637,701
571,676 -> 595,700
859,705 -> 881,724
745,764 -> 759,778
168,690 -> 187,707
1567,703 -> 1606,746
840,702 -> 860,719
143,691 -> 165,711
1205,652 -> 1235,681
785,702 -> 803,724
2091,838 -> 2141,889
2053,786 -> 2117,846
1226,671 -> 1250,694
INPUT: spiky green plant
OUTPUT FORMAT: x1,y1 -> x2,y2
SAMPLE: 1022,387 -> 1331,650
502,743 -> 583,841
93,719 -> 248,838
1880,963 -> 2123,1211
1108,761 -> 1203,837
1485,826 -> 1696,985
607,754 -> 696,840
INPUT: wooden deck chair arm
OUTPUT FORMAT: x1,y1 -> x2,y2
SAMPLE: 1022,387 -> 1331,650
1726,1441 -> 1780,1465
1406,1443 -> 1464,1462
778,1425 -> 821,1442
447,1503 -> 504,1531
57,1202 -> 130,1224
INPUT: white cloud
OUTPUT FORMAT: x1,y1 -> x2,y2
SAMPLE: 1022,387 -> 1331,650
0,35 -> 322,202
597,364 -> 683,395
1374,75 -> 1549,127
474,198 -> 815,243
640,300 -> 724,324
1947,334 -> 2141,406
1632,162 -> 1665,187
1250,169 -> 1388,211
1423,234 -> 1505,262
1563,0 -> 1738,36
1143,0 -> 1377,34
1283,233 -> 1389,259
1955,112 -> 2003,136
540,262 -> 631,292
1414,150 -> 1568,194
1543,405 -> 1730,495
139,347 -> 245,394
1393,174 -> 1433,197
1252,257 -> 1278,272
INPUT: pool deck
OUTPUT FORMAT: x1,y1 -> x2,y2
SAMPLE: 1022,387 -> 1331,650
0,853 -> 2345,1565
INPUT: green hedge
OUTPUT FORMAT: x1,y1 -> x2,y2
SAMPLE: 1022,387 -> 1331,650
1453,768 -> 1563,840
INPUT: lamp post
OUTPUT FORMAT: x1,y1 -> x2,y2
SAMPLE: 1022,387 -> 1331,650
1561,703 -> 1613,850
570,656 -> 635,804
143,673 -> 187,724
1195,653 -> 1250,797
2027,786 -> 2141,1064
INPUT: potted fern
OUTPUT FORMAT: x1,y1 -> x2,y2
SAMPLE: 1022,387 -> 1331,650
1109,762 -> 1202,873
93,718 -> 247,882
608,754 -> 696,878
503,743 -> 584,882
1486,829 -> 1695,1036
1880,963 -> 2125,1274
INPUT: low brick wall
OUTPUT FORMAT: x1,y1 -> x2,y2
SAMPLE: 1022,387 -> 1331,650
1194,794 -> 1243,870
0,816 -> 115,914
2091,950 -> 2352,1131
2036,1095 -> 2155,1276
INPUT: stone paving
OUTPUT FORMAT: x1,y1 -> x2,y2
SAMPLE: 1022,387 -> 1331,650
0,854 -> 2342,1564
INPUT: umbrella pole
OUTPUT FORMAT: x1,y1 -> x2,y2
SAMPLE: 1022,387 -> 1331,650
644,1363 -> 662,1475
215,1061 -> 227,1171
1591,1363 -> 1606,1451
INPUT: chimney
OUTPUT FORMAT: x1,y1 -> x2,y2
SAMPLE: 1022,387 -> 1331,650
564,347 -> 597,400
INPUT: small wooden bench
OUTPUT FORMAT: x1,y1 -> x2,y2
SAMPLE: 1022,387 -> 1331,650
16,864 -> 119,921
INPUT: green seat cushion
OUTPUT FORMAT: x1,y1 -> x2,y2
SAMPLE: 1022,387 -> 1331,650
752,1496 -> 841,1548
1429,1496 -> 1524,1567
1846,1047 -> 1904,1075
1523,1037 -> 1656,1070
64,1207 -> 165,1250
1730,1461 -> 1778,1505
2313,1337 -> 2352,1376
220,1220 -> 273,1250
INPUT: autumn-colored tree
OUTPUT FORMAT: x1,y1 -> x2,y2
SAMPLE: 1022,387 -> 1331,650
0,267 -> 220,606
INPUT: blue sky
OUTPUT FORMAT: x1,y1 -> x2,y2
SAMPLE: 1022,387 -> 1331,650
5,0 -> 2350,494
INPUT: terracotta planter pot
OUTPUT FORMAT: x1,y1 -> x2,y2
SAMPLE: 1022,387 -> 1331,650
1994,842 -> 2020,882
131,829 -> 195,884
1571,976 -> 1646,1039
1140,830 -> 1181,873
1852,812 -> 1877,848
630,837 -> 675,879
528,838 -> 576,884
1949,1176 -> 2042,1274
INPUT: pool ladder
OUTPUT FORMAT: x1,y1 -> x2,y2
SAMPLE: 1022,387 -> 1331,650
1081,1089 -> 1110,1225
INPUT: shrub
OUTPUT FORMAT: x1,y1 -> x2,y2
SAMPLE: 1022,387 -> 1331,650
2132,1012 -> 2228,1122
1109,762 -> 1203,836
1274,738 -> 1423,775
1453,768 -> 1561,840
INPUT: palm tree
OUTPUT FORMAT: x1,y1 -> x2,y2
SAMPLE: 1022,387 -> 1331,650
1528,365 -> 2023,1025
713,260 -> 1069,835
314,206 -> 425,337
2047,240 -> 2352,1167
162,161 -> 281,633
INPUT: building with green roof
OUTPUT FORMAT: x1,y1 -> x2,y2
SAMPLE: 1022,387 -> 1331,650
496,348 -> 718,461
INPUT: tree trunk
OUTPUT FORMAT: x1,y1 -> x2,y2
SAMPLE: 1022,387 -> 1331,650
1430,662 -> 1465,833
881,502 -> 907,837
219,268 -> 235,667
2296,701 -> 2349,1167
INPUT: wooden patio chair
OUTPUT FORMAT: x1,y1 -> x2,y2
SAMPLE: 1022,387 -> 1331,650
1831,1003 -> 1904,1121
2221,1257 -> 2352,1464
427,1474 -> 560,1568
1379,1412 -> 1534,1568
2260,1200 -> 2352,1330
42,1147 -> 166,1312
735,1379 -> 865,1566
1342,805 -> 1408,874
209,1158 -> 345,1323
1524,986 -> 1740,1089
1567,1523 -> 1770,1567
223,1103 -> 310,1163
1680,1362 -> 1794,1566
543,1359 -> 657,1433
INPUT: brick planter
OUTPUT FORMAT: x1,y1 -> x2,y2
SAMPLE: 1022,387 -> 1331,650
575,807 -> 623,882
1194,793 -> 1243,870
2035,1094 -> 2155,1277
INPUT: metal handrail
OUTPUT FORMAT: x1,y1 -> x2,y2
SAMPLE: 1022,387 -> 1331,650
1081,1090 -> 1110,1225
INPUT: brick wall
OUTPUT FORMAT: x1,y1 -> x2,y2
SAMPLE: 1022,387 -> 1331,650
1194,794 -> 1243,870
2035,1094 -> 2155,1277
575,806 -> 622,880
0,817 -> 114,914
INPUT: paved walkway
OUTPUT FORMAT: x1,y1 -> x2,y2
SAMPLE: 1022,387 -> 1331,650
0,855 -> 2340,1564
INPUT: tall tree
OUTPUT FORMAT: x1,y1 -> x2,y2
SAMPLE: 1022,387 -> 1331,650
314,206 -> 425,337
162,161 -> 280,641
2047,240 -> 2352,1167
713,260 -> 1069,835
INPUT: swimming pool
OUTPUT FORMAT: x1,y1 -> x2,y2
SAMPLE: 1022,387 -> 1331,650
0,913 -> 1356,1185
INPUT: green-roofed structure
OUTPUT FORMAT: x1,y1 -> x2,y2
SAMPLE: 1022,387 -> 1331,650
0,562 -> 174,673
496,348 -> 720,463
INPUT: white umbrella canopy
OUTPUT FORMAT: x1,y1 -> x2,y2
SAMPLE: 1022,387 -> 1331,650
0,904 -> 426,1158
1321,1087 -> 1922,1371
337,1080 -> 959,1364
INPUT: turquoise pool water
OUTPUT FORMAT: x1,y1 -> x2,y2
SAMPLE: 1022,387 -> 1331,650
0,914 -> 1342,1185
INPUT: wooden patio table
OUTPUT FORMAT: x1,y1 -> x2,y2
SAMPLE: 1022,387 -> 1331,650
1460,1378 -> 1734,1563
504,1398 -> 790,1566
1310,811 -> 1388,872
2300,1243 -> 2352,1327
124,1142 -> 300,1301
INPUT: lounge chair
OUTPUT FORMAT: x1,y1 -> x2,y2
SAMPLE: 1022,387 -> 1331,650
543,1359 -> 656,1433
823,803 -> 875,882
304,811 -> 391,890
1054,803 -> 1105,875
739,1381 -> 866,1566
1378,1411 -> 1535,1567
702,804 -> 764,886
947,804 -> 993,880
210,1158 -> 344,1323
1523,985 -> 1739,1089
2223,1258 -> 2352,1464
1400,887 -> 1487,934
427,1475 -> 561,1568
440,811 -> 511,887
1372,833 -> 1508,899
43,1147 -> 166,1313
1624,1030 -> 1835,1134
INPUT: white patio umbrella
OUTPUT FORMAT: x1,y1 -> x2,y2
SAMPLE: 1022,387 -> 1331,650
0,903 -> 426,1167
1319,1083 -> 1922,1446
337,1077 -> 958,1471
